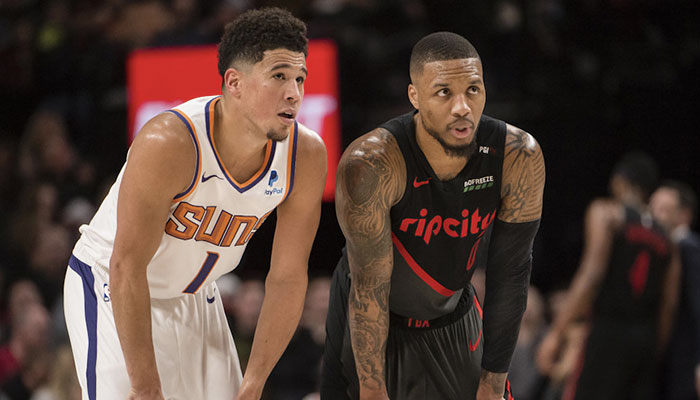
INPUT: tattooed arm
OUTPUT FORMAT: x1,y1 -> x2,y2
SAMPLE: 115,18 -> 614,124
335,129 -> 405,400
498,125 -> 546,224
477,125 -> 545,399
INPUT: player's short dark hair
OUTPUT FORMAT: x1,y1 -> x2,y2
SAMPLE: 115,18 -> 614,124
409,32 -> 481,79
659,179 -> 698,220
612,151 -> 659,199
217,7 -> 308,79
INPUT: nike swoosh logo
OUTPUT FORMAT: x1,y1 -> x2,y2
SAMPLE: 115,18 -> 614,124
202,173 -> 223,183
469,330 -> 482,352
413,177 -> 431,188
206,295 -> 215,303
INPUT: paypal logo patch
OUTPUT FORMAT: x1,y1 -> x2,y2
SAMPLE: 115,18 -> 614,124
265,170 -> 283,196
268,170 -> 278,186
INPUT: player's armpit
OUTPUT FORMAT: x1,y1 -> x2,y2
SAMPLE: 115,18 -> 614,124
499,125 -> 545,223
335,129 -> 403,397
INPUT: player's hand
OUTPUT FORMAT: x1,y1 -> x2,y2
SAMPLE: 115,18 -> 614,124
126,387 -> 164,400
535,330 -> 562,375
475,379 -> 505,400
236,383 -> 263,400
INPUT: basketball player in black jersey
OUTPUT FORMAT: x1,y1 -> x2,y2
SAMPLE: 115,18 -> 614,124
321,32 -> 545,399
536,152 -> 681,400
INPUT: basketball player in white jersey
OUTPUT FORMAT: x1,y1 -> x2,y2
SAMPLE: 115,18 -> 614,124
63,8 -> 327,400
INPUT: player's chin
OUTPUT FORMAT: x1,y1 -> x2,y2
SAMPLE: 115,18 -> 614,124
266,128 -> 290,142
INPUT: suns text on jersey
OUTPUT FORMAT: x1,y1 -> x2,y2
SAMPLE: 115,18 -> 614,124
164,202 -> 272,247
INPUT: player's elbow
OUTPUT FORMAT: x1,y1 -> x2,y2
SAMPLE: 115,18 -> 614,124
109,255 -> 145,288
266,266 -> 307,291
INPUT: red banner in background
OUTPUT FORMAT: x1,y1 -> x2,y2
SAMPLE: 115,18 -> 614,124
127,40 -> 341,201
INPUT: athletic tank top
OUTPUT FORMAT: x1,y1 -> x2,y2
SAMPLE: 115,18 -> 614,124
383,111 -> 506,320
593,206 -> 671,324
73,96 -> 299,298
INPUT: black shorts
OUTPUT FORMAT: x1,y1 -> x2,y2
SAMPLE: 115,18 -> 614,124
320,259 -> 514,400
566,318 -> 657,400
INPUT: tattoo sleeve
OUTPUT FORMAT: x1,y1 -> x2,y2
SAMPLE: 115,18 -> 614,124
500,126 -> 545,223
335,129 -> 404,393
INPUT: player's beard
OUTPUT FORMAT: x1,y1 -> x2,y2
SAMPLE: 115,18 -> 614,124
422,116 -> 478,159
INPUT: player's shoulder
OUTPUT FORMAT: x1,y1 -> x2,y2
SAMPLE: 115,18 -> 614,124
122,111 -> 196,198
337,127 -> 405,205
586,198 -> 624,227
504,123 -> 542,157
340,127 -> 402,166
295,122 -> 327,158
289,123 -> 327,190
132,111 -> 194,152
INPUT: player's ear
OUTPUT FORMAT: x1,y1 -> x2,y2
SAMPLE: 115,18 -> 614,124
408,84 -> 419,110
224,68 -> 243,98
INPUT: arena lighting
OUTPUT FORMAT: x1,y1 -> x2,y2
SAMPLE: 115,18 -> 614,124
127,40 -> 341,201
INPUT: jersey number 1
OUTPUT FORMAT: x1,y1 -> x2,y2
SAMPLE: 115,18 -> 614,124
628,250 -> 650,297
183,251 -> 220,294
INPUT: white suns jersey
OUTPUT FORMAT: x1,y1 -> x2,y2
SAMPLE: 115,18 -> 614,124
73,95 -> 299,298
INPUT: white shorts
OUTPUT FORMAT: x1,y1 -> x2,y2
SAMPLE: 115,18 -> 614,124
64,255 -> 242,400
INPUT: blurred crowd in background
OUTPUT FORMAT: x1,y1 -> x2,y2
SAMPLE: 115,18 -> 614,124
0,0 -> 699,399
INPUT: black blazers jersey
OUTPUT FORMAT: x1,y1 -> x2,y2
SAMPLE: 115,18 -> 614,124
382,111 -> 506,320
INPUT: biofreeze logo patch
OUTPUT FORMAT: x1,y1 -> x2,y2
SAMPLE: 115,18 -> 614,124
464,176 -> 494,192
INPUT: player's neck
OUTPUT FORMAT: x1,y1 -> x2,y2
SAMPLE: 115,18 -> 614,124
618,191 -> 646,212
414,116 -> 468,181
214,97 -> 271,182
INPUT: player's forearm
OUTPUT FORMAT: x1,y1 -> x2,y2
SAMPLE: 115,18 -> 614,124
110,261 -> 161,392
551,264 -> 601,336
239,275 -> 307,396
482,219 -> 537,372
348,279 -> 390,397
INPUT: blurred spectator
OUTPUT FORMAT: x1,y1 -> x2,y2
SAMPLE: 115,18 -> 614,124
217,272 -> 242,324
150,0 -> 216,47
0,280 -> 42,342
106,0 -> 174,49
17,109 -> 96,203
1,349 -> 51,400
651,181 -> 700,400
30,345 -> 80,400
229,279 -> 265,373
8,182 -> 59,264
60,197 -> 95,245
0,303 -> 50,386
265,276 -> 330,400
300,276 -> 331,345
27,225 -> 72,309
509,286 -> 547,400
0,138 -> 20,221
18,109 -> 75,184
